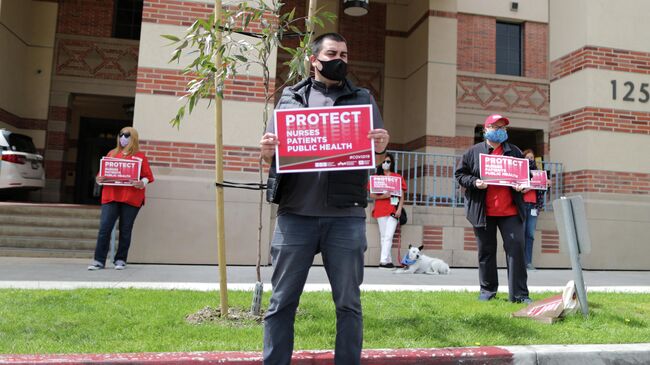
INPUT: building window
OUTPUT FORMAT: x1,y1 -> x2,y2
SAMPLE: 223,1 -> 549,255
114,0 -> 143,40
496,21 -> 522,76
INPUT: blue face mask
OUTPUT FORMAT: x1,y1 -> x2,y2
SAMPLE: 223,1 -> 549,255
484,129 -> 508,143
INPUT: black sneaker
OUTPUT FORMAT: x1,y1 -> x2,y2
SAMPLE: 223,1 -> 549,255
514,297 -> 534,304
378,263 -> 395,270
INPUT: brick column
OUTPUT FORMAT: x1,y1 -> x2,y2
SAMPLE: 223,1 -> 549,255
549,0 -> 650,269
42,92 -> 71,202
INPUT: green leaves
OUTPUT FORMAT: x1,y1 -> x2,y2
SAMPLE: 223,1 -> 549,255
161,34 -> 181,43
162,0 -> 337,128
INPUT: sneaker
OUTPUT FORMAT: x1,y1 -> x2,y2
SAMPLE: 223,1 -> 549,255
514,297 -> 534,305
87,261 -> 104,271
526,264 -> 537,271
478,292 -> 496,301
378,263 -> 395,270
114,260 -> 127,270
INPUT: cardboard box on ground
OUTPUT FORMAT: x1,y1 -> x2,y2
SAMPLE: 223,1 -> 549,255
512,281 -> 580,324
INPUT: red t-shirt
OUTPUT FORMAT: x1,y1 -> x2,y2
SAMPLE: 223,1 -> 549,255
100,150 -> 155,208
369,172 -> 407,218
485,145 -> 518,217
523,190 -> 537,203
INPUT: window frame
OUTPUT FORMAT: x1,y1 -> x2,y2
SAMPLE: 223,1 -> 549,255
495,21 -> 524,77
112,0 -> 144,40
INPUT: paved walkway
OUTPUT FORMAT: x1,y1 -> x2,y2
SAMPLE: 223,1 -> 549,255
1,257 -> 649,293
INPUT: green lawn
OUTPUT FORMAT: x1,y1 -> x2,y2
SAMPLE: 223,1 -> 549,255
0,289 -> 648,354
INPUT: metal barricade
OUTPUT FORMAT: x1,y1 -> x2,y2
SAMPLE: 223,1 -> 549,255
388,150 -> 563,210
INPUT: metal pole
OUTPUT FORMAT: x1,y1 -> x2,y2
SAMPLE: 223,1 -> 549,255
214,0 -> 228,317
559,198 -> 589,317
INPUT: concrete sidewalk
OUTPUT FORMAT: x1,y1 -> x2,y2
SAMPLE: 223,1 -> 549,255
1,257 -> 649,364
1,256 -> 650,292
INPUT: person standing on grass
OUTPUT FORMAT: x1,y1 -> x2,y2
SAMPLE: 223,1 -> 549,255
454,114 -> 531,304
521,148 -> 546,271
259,32 -> 389,365
88,127 -> 154,271
369,152 -> 406,269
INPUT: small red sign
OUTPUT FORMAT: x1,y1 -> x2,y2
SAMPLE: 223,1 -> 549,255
369,175 -> 403,196
99,157 -> 141,186
528,170 -> 548,190
274,105 -> 375,173
479,153 -> 529,187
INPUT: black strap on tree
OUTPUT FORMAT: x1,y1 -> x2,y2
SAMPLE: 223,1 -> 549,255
215,180 -> 267,191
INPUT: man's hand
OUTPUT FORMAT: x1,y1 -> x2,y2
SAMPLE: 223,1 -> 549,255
514,184 -> 529,192
260,133 -> 279,164
96,176 -> 106,185
368,129 -> 389,153
394,207 -> 402,218
475,179 -> 488,189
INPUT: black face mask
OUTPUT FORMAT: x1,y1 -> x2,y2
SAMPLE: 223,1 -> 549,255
317,58 -> 348,81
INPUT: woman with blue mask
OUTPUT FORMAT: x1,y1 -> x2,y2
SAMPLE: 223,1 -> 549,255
88,126 -> 154,271
368,153 -> 406,269
454,114 -> 531,304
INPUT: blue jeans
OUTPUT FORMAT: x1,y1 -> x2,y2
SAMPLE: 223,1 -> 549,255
524,203 -> 538,266
93,202 -> 140,265
263,214 -> 367,365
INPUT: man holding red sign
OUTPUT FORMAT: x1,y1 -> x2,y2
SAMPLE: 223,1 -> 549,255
455,114 -> 531,304
259,33 -> 389,365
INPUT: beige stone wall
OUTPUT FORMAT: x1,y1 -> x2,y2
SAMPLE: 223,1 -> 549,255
551,131 -> 650,173
550,0 -> 650,60
129,168 -> 274,265
0,0 -> 56,119
133,94 -> 267,146
458,0 -> 548,23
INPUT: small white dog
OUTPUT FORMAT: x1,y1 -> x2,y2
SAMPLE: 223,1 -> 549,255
394,245 -> 450,275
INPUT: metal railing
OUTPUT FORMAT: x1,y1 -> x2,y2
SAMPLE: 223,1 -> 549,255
388,150 -> 563,210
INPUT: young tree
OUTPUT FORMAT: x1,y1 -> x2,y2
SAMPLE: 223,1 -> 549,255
164,0 -> 334,316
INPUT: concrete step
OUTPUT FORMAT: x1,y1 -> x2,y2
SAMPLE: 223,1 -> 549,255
0,203 -> 101,219
0,247 -> 93,259
0,226 -> 98,240
0,214 -> 99,229
0,236 -> 96,251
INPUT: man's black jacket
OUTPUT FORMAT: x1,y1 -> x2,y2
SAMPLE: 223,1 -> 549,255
454,141 -> 526,228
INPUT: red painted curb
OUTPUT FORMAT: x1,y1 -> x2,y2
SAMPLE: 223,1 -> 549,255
0,347 -> 513,365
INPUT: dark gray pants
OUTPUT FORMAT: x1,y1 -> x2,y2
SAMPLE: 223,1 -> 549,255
263,214 -> 366,365
473,215 -> 529,302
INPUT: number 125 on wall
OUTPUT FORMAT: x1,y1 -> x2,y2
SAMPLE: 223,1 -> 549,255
611,80 -> 650,103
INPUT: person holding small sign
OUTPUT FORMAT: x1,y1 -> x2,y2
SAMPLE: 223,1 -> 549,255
454,114 -> 532,304
88,127 -> 154,271
259,33 -> 389,365
368,153 -> 406,269
522,149 -> 546,271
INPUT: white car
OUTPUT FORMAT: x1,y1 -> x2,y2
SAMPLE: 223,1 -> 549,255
0,129 -> 45,191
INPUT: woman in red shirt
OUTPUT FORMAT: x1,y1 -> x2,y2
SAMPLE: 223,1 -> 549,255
369,153 -> 406,269
88,127 -> 154,270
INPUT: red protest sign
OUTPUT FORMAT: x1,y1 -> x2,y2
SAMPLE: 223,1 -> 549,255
369,175 -> 403,196
274,105 -> 375,173
479,153 -> 529,187
528,170 -> 549,190
99,157 -> 141,186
